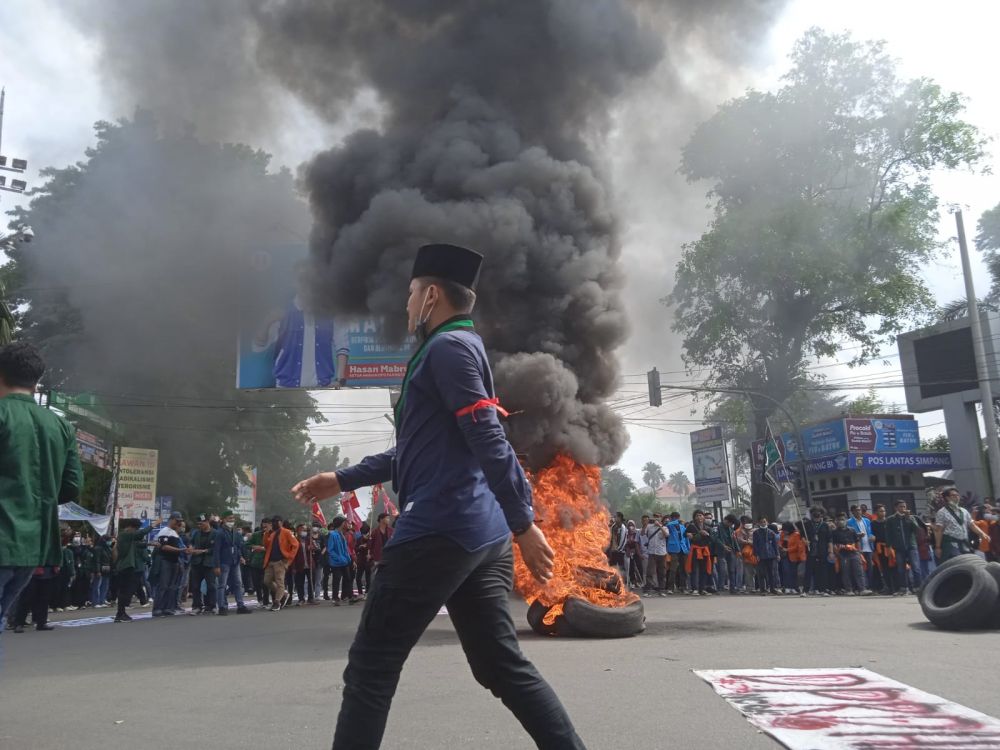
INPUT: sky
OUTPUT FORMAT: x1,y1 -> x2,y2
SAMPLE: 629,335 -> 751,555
1,1 -> 998,510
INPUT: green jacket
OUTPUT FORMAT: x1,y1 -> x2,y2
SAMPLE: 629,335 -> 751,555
189,528 -> 219,567
115,527 -> 154,572
885,513 -> 920,552
0,393 -> 83,566
60,545 -> 76,579
79,546 -> 98,575
247,530 -> 266,568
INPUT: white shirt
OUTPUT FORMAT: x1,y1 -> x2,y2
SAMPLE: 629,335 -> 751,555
643,523 -> 668,556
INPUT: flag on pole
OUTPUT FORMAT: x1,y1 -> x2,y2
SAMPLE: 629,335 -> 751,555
761,426 -> 782,488
372,483 -> 399,516
311,502 -> 327,527
341,492 -> 364,528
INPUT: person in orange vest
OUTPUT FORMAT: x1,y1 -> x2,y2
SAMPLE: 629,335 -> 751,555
871,505 -> 897,595
262,514 -> 300,611
972,506 -> 991,560
735,516 -> 756,593
685,510 -> 713,596
779,521 -> 808,595
831,513 -> 866,595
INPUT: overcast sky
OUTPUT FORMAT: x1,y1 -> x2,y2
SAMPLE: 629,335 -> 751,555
1,1 -> 998,510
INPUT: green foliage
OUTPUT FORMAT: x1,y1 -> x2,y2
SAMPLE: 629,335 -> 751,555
843,388 -> 898,415
667,29 -> 985,444
641,461 -> 665,493
5,113 -> 335,514
601,466 -> 636,510
920,434 -> 951,452
667,470 -> 691,497
976,203 -> 1000,300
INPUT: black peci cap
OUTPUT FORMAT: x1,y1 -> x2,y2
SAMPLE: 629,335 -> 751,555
411,244 -> 484,291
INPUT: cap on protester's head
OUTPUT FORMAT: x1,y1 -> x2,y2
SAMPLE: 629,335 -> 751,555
411,244 -> 484,291
196,513 -> 209,523
169,511 -> 184,521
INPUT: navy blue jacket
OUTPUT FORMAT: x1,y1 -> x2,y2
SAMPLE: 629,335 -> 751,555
212,525 -> 245,568
336,317 -> 534,552
752,526 -> 780,561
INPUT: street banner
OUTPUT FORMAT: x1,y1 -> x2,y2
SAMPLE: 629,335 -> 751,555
236,245 -> 414,389
116,447 -> 158,521
696,667 -> 1000,749
690,426 -> 731,504
752,417 -> 922,468
154,496 -> 173,525
58,501 -> 112,536
234,466 -> 257,524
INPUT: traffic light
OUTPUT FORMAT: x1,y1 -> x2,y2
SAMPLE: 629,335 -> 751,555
647,367 -> 662,407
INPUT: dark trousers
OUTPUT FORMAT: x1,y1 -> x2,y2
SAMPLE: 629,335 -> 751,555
50,573 -> 73,610
668,552 -> 687,592
355,561 -> 371,597
332,536 -> 585,750
806,556 -> 828,592
251,566 -> 269,606
755,559 -> 775,592
14,577 -> 51,628
294,569 -> 315,603
329,565 -> 353,602
643,554 -> 666,592
152,560 -> 179,614
189,565 -> 216,611
116,568 -> 138,618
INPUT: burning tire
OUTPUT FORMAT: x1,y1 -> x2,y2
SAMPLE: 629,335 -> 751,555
528,597 -> 644,638
919,557 -> 997,630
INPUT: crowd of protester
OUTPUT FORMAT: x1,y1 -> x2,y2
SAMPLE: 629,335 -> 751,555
607,487 -> 996,598
5,508 -> 396,632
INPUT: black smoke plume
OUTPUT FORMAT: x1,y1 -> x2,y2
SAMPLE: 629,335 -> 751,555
58,0 -> 790,469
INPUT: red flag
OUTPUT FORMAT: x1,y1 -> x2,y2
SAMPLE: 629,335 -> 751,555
311,502 -> 327,527
341,492 -> 364,528
377,484 -> 399,516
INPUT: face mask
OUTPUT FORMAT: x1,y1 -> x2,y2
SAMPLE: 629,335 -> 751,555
985,514 -> 997,521
299,531 -> 308,538
224,521 -> 235,529
414,287 -> 434,341
837,521 -> 846,528
72,537 -> 81,546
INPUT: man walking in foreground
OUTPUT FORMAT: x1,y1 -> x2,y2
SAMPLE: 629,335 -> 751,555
293,244 -> 585,749
0,342 -> 83,636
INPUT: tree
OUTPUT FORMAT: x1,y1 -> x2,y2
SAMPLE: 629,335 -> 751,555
921,434 -> 950,452
667,470 -> 690,498
666,29 -> 984,517
938,202 -> 1000,320
842,388 -> 900,415
601,467 -> 636,511
5,113 -> 334,517
641,461 -> 666,496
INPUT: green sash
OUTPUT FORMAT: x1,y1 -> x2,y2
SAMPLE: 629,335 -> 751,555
392,317 -> 474,431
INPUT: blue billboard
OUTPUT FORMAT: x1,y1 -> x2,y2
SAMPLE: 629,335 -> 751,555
236,245 -> 414,389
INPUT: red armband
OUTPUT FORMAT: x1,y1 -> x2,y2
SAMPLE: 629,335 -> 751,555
455,397 -> 509,422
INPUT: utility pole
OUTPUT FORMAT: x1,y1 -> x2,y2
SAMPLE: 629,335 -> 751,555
956,209 -> 1000,496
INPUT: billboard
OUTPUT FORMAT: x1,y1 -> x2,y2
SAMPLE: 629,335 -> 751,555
117,447 -> 158,521
752,417 -> 921,467
76,429 -> 111,470
236,245 -> 414,389
234,466 -> 257,524
690,426 -> 731,504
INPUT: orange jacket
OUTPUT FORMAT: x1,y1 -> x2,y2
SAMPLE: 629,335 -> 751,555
781,531 -> 808,563
264,527 -> 300,566
974,520 -> 990,553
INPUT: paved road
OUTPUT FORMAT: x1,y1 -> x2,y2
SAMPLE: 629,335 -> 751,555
1,593 -> 995,749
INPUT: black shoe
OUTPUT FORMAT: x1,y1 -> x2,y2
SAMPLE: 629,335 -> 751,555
217,609 -> 228,616
36,624 -> 56,631
162,609 -> 175,616
114,614 -> 133,623
13,625 -> 24,634
236,607 -> 252,614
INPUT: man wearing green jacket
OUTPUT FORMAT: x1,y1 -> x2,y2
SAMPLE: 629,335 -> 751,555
0,342 -> 83,633
246,519 -> 270,607
113,518 -> 158,622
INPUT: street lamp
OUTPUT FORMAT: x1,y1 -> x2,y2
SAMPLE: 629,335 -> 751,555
0,89 -> 29,197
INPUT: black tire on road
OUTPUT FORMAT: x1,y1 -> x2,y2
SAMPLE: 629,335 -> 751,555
561,596 -> 645,638
919,559 -> 997,630
983,561 -> 1000,629
527,600 -> 558,636
917,553 -> 985,597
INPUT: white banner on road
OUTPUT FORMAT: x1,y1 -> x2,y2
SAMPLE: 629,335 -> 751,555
696,667 -> 1000,749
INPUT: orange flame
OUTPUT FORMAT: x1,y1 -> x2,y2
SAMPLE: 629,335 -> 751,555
514,454 -> 638,609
